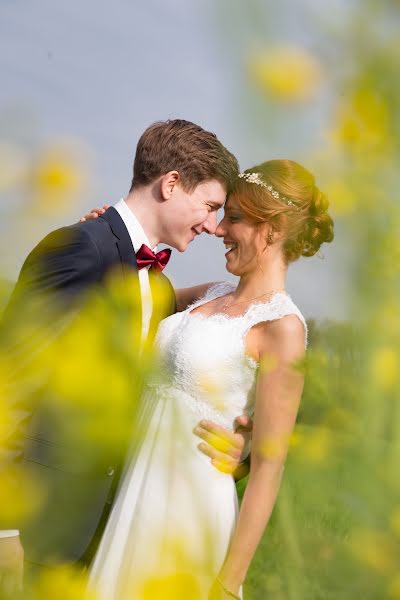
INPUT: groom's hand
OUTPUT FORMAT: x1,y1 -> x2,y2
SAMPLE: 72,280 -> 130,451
193,415 -> 253,476
0,536 -> 24,595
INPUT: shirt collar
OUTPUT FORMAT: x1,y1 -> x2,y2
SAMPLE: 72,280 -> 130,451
114,198 -> 157,253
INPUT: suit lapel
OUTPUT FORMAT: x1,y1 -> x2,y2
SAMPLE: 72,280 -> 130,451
100,208 -> 176,348
100,207 -> 142,336
100,207 -> 137,274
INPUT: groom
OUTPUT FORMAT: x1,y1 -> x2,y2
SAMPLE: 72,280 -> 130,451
0,119 -> 252,591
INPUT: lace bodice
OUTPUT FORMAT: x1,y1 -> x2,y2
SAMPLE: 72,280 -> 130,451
152,282 -> 307,431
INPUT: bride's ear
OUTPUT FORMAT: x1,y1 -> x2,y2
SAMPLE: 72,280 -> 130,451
265,224 -> 283,246
160,171 -> 180,200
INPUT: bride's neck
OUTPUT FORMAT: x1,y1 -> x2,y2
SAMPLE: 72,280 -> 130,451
235,260 -> 287,301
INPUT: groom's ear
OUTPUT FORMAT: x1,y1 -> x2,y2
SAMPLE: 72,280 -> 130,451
160,170 -> 180,200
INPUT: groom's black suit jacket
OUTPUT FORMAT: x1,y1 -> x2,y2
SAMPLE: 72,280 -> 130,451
0,208 -> 176,566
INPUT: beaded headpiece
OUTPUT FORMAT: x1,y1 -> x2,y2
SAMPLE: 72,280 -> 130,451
238,172 -> 299,209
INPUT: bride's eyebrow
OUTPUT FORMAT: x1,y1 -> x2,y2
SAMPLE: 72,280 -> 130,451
224,205 -> 242,214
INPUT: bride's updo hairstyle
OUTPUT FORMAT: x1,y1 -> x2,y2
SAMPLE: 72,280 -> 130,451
232,160 -> 334,262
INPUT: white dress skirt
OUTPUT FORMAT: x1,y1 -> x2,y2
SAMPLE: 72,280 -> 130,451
88,283 -> 307,599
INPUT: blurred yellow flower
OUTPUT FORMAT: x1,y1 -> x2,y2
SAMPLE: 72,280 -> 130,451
259,351 -> 278,374
0,358 -> 14,439
248,45 -> 322,102
0,466 -> 46,525
324,179 -> 358,216
32,565 -> 97,600
114,534 -> 212,599
27,140 -> 89,212
198,379 -> 226,413
349,529 -> 398,574
289,427 -> 306,449
332,88 -> 392,155
390,507 -> 400,537
388,574 -> 400,600
371,347 -> 398,391
141,573 -> 202,600
297,426 -> 333,464
378,302 -> 400,339
259,433 -> 290,460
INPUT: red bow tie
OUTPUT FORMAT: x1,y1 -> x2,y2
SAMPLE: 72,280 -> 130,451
135,244 -> 171,272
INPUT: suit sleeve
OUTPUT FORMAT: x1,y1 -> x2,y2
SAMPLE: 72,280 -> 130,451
0,226 -> 103,491
4,225 -> 102,311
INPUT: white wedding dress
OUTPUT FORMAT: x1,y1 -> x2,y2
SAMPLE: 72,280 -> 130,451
89,283 -> 307,600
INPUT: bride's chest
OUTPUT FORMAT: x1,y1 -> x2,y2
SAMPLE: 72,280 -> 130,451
155,312 -> 254,376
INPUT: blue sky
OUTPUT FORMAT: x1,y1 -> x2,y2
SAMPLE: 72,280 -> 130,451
0,0 -> 348,319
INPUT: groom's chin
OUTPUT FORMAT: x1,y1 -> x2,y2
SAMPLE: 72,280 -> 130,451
172,241 -> 189,253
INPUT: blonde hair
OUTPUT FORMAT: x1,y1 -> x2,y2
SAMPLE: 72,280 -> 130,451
232,159 -> 334,262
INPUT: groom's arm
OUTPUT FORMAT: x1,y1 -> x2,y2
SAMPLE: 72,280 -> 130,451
175,282 -> 221,312
1,225 -> 102,391
3,225 -> 102,314
0,226 -> 104,589
0,225 -> 102,510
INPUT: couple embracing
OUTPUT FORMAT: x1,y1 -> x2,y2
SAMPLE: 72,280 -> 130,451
0,119 -> 333,599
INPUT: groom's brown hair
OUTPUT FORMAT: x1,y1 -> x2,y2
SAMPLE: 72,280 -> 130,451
130,119 -> 239,194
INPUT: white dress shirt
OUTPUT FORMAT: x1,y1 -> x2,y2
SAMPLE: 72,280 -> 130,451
0,200 -> 156,539
114,198 -> 155,343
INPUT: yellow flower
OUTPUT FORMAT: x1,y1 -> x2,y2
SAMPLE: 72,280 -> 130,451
197,373 -> 224,401
259,433 -> 290,460
388,574 -> 400,600
324,180 -> 358,217
390,507 -> 400,537
371,347 -> 398,391
32,565 -> 97,600
348,529 -> 398,574
115,535 -> 212,599
296,426 -> 333,464
141,573 -> 202,600
28,140 -> 89,212
0,466 -> 46,525
289,428 -> 304,448
248,45 -> 322,102
259,352 -> 278,374
332,88 -> 392,155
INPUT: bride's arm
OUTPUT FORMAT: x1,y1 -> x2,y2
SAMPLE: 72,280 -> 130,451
215,315 -> 305,596
175,283 -> 220,312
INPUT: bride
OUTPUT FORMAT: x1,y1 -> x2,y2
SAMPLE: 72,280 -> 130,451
86,159 -> 333,599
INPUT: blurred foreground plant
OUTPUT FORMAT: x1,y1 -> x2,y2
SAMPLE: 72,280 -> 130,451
229,2 -> 400,598
0,262 -> 174,598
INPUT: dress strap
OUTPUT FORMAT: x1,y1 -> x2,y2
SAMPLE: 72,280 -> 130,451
188,281 -> 236,311
241,292 -> 308,347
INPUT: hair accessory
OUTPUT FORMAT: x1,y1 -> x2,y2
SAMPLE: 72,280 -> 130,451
238,172 -> 299,209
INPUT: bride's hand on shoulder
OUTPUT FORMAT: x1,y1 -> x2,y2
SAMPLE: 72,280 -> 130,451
193,415 -> 253,477
79,204 -> 110,222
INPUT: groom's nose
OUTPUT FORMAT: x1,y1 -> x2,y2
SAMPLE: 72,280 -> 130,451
202,211 -> 218,235
215,219 -> 225,237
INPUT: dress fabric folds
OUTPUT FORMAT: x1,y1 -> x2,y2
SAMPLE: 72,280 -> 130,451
89,283 -> 307,599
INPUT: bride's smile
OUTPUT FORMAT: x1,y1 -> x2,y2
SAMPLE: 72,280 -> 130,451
216,196 -> 281,280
